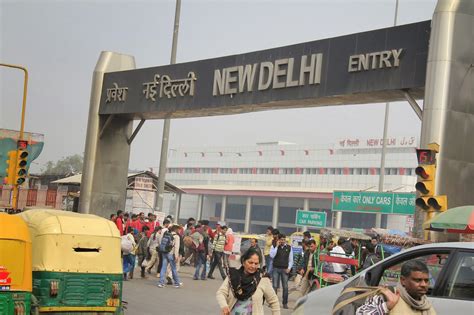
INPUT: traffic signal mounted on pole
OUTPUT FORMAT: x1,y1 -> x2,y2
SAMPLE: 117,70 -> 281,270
15,149 -> 29,185
415,143 -> 447,212
4,150 -> 18,185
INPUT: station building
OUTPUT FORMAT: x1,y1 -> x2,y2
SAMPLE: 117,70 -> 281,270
163,136 -> 418,235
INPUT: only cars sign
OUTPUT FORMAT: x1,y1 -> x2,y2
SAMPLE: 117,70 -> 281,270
332,191 -> 415,215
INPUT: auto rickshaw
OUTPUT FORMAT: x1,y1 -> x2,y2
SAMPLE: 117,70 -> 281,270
0,212 -> 32,315
18,209 -> 123,314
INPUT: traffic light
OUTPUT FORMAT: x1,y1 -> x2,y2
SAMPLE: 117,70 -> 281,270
415,143 -> 447,212
415,164 -> 436,210
428,195 -> 448,212
4,150 -> 18,185
15,149 -> 28,185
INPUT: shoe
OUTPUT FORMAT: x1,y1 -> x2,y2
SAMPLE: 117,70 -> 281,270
193,277 -> 198,280
173,283 -> 182,288
157,283 -> 165,288
207,275 -> 215,279
167,276 -> 173,285
283,304 -> 289,309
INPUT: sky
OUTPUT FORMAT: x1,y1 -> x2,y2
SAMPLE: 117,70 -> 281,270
0,0 -> 437,173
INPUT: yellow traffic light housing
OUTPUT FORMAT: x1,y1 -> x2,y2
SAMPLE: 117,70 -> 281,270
415,164 -> 436,196
15,149 -> 29,185
415,196 -> 430,211
4,150 -> 18,185
428,195 -> 447,212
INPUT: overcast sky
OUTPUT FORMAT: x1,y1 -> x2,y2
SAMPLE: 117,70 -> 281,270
0,0 -> 437,173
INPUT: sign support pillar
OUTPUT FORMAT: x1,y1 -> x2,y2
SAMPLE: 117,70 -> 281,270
244,197 -> 252,233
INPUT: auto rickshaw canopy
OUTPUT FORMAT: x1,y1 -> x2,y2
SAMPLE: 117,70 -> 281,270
0,213 -> 32,291
0,212 -> 31,242
18,209 -> 122,274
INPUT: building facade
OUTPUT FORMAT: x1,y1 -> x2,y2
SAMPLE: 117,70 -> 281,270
163,136 -> 418,234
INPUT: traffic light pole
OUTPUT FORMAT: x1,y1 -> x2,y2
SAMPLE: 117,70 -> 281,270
155,0 -> 181,213
376,0 -> 399,228
0,63 -> 29,210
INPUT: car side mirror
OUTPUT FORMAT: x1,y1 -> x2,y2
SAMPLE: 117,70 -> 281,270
365,271 -> 372,284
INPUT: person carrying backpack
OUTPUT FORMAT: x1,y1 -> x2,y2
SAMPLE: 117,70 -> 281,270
157,225 -> 182,288
137,226 -> 150,278
207,227 -> 227,280
192,223 -> 208,280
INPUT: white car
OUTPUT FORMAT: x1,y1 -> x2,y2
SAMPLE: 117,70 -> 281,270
293,242 -> 474,314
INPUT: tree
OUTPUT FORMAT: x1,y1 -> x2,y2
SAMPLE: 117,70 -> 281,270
41,154 -> 83,175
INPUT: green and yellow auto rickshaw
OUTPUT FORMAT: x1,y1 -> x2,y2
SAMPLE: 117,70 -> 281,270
18,209 -> 123,314
0,212 -> 32,315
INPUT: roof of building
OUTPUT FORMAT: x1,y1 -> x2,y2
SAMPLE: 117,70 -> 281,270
52,172 -> 184,194
180,184 -> 337,199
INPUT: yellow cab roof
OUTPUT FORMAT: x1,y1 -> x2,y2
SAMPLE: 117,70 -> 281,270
237,234 -> 266,240
0,213 -> 31,242
18,209 -> 120,238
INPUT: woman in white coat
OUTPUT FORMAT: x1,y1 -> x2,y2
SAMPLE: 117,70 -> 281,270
216,248 -> 280,315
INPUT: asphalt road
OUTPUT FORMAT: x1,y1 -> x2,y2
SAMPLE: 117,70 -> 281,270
123,265 -> 301,314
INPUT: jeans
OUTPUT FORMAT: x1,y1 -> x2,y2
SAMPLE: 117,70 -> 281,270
159,253 -> 180,285
122,254 -> 134,273
272,268 -> 289,305
208,251 -> 226,279
194,252 -> 207,279
265,255 -> 273,276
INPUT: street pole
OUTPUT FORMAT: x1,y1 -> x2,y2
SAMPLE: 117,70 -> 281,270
155,0 -> 181,213
376,0 -> 398,228
0,63 -> 28,210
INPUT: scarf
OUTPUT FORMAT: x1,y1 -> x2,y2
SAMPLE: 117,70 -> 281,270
228,267 -> 261,301
397,283 -> 433,314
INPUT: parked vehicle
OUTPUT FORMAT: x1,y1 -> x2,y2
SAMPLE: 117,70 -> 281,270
18,209 -> 124,314
293,242 -> 474,314
0,213 -> 32,314
229,234 -> 266,266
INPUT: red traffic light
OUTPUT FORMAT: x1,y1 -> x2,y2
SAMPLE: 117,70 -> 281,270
416,149 -> 436,165
17,140 -> 28,149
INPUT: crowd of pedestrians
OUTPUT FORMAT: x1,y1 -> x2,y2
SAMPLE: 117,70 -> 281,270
112,210 -> 239,289
112,213 -> 401,313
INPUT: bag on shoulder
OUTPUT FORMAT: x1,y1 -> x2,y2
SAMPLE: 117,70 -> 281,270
121,236 -> 133,255
332,286 -> 386,315
159,231 -> 174,253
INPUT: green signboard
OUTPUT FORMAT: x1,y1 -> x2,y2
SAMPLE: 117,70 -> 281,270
332,191 -> 415,215
295,210 -> 327,228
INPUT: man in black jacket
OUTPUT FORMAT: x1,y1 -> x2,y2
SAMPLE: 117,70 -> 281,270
270,233 -> 293,309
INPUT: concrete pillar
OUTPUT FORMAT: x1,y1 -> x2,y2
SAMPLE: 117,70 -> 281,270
196,194 -> 203,220
220,195 -> 227,222
79,52 -> 136,217
272,197 -> 279,228
175,193 -> 182,222
244,197 -> 252,233
335,211 -> 342,229
302,198 -> 310,232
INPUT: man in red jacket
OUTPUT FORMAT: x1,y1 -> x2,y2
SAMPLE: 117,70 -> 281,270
115,210 -> 124,236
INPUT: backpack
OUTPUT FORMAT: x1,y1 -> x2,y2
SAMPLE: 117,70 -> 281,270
332,286 -> 388,315
190,231 -> 205,252
121,236 -> 133,255
159,231 -> 174,253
